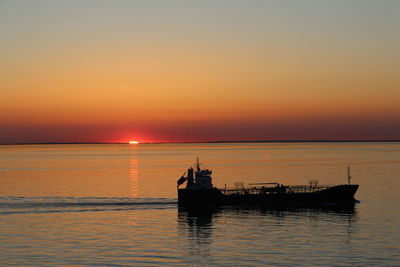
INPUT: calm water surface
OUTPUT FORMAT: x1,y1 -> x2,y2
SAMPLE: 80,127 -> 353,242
0,143 -> 399,266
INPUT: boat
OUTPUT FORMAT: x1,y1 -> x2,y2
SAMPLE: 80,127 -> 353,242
177,158 -> 359,208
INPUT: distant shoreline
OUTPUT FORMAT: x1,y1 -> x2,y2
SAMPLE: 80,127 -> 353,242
1,140 -> 400,145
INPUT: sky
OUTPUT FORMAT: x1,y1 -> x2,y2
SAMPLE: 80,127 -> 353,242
1,0 -> 399,143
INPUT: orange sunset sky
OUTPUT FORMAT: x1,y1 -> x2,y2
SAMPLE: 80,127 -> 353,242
1,1 -> 399,144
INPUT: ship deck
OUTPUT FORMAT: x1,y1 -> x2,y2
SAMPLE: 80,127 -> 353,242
218,184 -> 335,195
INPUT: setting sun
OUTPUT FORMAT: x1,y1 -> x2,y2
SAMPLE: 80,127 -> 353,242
129,141 -> 139,144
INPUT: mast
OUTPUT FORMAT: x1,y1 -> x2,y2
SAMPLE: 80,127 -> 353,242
196,157 -> 200,172
347,166 -> 351,184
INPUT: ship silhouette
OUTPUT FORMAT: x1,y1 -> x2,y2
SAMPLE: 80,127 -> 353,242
177,158 -> 359,208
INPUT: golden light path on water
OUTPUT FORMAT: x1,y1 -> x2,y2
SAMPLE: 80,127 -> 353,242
130,145 -> 139,197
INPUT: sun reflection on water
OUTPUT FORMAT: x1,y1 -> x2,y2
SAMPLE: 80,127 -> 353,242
130,148 -> 139,198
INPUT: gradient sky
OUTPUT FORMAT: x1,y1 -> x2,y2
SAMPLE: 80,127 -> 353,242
1,0 -> 399,143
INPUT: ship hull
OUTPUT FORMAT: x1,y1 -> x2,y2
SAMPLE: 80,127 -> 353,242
178,184 -> 359,208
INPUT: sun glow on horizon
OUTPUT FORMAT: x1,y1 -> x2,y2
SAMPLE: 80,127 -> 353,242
129,141 -> 140,144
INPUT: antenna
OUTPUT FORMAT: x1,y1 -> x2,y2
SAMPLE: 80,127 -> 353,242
196,157 -> 200,172
347,166 -> 351,185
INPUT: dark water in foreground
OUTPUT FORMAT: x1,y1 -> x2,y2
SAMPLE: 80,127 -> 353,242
0,143 -> 399,266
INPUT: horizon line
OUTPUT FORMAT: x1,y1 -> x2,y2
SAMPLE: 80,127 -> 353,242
1,139 -> 400,145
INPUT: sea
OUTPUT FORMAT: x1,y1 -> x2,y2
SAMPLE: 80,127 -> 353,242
0,142 -> 399,266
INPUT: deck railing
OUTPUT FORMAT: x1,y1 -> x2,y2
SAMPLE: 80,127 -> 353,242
219,184 -> 333,195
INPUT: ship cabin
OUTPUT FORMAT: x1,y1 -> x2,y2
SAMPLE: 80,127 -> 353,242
178,158 -> 213,190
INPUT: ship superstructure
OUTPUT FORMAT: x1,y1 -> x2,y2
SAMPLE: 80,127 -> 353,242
183,158 -> 213,190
